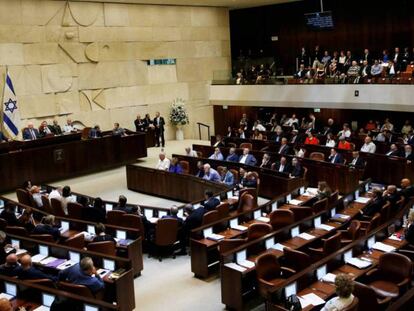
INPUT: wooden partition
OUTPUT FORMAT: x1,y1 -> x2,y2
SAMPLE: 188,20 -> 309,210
126,165 -> 230,202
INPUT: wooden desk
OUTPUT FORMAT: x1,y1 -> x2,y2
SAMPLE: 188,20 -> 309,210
0,133 -> 147,193
126,164 -> 230,202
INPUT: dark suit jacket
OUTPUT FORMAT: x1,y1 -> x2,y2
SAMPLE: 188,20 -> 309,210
89,128 -> 102,138
361,197 -> 384,217
260,160 -> 272,169
0,210 -> 18,226
82,207 -> 106,223
22,128 -> 40,140
153,117 -> 165,132
0,264 -> 21,277
58,263 -> 104,293
386,150 -> 402,157
404,153 -> 414,161
50,125 -> 62,135
19,266 -> 56,281
184,207 -> 207,232
406,223 -> 414,245
93,234 -> 116,243
400,186 -> 414,200
134,119 -> 146,132
161,215 -> 184,226
349,157 -> 365,169
226,153 -> 239,162
32,224 -> 61,241
273,162 -> 291,173
328,153 -> 344,164
278,144 -> 291,155
203,197 -> 220,211
290,164 -> 304,177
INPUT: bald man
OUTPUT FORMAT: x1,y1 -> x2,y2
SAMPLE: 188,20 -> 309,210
22,122 -> 40,140
383,185 -> 401,210
161,206 -> 183,226
0,254 -> 20,277
399,178 -> 414,202
19,254 -> 56,281
0,298 -> 12,311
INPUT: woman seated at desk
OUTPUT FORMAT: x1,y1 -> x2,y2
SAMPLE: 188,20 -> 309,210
322,274 -> 355,311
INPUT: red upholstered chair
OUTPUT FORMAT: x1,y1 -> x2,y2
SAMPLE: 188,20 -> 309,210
290,207 -> 314,222
328,190 -> 339,207
353,281 -> 391,310
179,161 -> 190,174
230,169 -> 239,184
201,210 -> 219,226
312,198 -> 328,213
238,193 -> 256,213
63,233 -> 85,249
6,226 -> 29,236
308,231 -> 342,261
122,214 -> 145,238
106,210 -> 126,226
67,202 -> 83,220
309,152 -> 325,161
338,220 -> 361,244
360,213 -> 381,235
16,189 -> 33,207
216,202 -> 230,219
218,238 -> 246,255
247,223 -> 272,241
50,198 -> 65,217
41,195 -> 53,214
151,218 -> 179,261
269,209 -> 295,230
240,142 -> 252,150
58,281 -> 95,298
87,241 -> 116,257
26,278 -> 55,288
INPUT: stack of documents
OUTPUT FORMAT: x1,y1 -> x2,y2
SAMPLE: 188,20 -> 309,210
316,224 -> 335,231
0,293 -> 14,300
256,216 -> 270,223
372,242 -> 396,253
298,233 -> 315,241
354,197 -> 371,204
271,243 -> 287,251
231,224 -> 248,232
299,293 -> 325,307
224,262 -> 247,272
32,254 -> 48,264
39,257 -> 58,265
321,273 -> 337,283
238,260 -> 255,269
205,233 -> 225,241
346,257 -> 372,269
57,260 -> 77,270
288,199 -> 303,206
332,214 -> 351,220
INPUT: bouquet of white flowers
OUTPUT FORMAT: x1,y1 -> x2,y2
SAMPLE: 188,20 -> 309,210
169,98 -> 189,126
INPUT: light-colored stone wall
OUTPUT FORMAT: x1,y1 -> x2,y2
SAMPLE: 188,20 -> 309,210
0,0 -> 230,139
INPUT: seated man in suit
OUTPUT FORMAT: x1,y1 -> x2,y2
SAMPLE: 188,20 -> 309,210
399,178 -> 414,202
382,185 -> 401,211
403,145 -> 414,164
50,120 -> 62,135
58,257 -> 104,294
112,122 -> 126,136
0,254 -> 21,277
294,64 -> 308,79
195,161 -> 204,178
22,122 -> 40,140
114,195 -> 128,212
213,135 -> 225,147
225,147 -> 239,162
89,125 -> 102,138
38,120 -> 54,138
0,231 -> 10,264
241,172 -> 258,188
273,156 -> 291,173
359,188 -> 384,217
93,223 -> 116,243
208,147 -> 224,160
202,190 -> 220,211
0,131 -> 9,143
63,118 -> 77,133
185,147 -> 198,157
183,204 -> 206,233
202,164 -> 221,182
259,153 -> 272,169
19,254 -> 56,281
162,206 -> 183,226
219,167 -> 234,186
32,215 -> 61,241
348,151 -> 365,169
385,143 -> 402,157
277,138 -> 291,155
289,157 -> 304,178
328,148 -> 344,164
238,148 -> 257,166
0,203 -> 18,226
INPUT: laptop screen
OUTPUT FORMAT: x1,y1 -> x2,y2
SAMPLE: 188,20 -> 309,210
103,259 -> 115,271
42,293 -> 55,307
5,282 -> 16,296
285,282 -> 296,297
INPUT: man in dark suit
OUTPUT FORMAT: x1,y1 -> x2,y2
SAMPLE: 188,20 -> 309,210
0,203 -> 18,226
161,206 -> 184,226
18,254 -> 56,281
392,47 -> 402,71
58,257 -> 104,294
294,64 -> 307,79
0,254 -> 21,277
114,195 -> 128,212
92,223 -> 116,243
153,111 -> 165,147
399,178 -> 414,202
273,156 -> 291,173
403,145 -> 414,163
360,189 -> 384,217
50,120 -> 62,135
22,122 -> 40,140
89,125 -> 101,138
202,190 -> 220,211
383,185 -> 401,211
289,157 -> 304,178
260,153 -> 272,169
0,131 -> 9,143
225,147 -> 239,162
277,138 -> 291,155
289,129 -> 301,144
183,204 -> 206,233
348,151 -> 365,169
385,144 -> 401,157
328,148 -> 344,164
32,215 -> 61,241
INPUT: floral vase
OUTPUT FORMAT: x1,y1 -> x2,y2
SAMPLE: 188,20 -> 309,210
176,124 -> 184,141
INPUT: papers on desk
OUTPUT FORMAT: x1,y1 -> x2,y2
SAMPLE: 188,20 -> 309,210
346,257 -> 372,269
332,214 -> 351,220
298,297 -> 311,308
97,268 -> 111,278
372,242 -> 396,253
303,187 -> 318,196
45,258 -> 66,268
299,293 -> 325,307
117,239 -> 133,246
238,259 -> 255,269
149,217 -> 158,224
32,254 -> 48,264
354,197 -> 371,204
297,233 -> 315,241
316,224 -> 335,231
231,224 -> 248,232
256,216 -> 270,223
288,199 -> 303,206
388,234 -> 402,241
271,243 -> 287,251
224,262 -> 247,272
205,233 -> 225,241
0,293 -> 14,300
33,306 -> 50,311
15,248 -> 27,256
39,257 -> 58,266
228,196 -> 239,201
80,231 -> 95,241
321,273 -> 337,283
56,260 -> 77,271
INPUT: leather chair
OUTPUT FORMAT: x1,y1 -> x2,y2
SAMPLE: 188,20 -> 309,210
26,278 -> 55,288
227,142 -> 237,148
379,202 -> 391,223
283,248 -> 310,272
338,220 -> 361,244
151,218 -> 179,261
58,281 -> 95,298
269,209 -> 295,230
353,281 -> 392,310
302,167 -> 308,180
238,193 -> 256,213
122,214 -> 145,238
312,198 -> 328,213
67,202 -> 83,220
50,198 -> 65,217
107,210 -> 126,226
366,252 -> 412,298
87,241 -> 116,257
247,223 -> 272,241
328,191 -> 339,207
290,207 -> 313,222
360,213 -> 381,235
218,238 -> 246,255
230,169 -> 239,184
249,171 -> 260,195
308,231 -> 341,261
201,210 -> 219,226
216,166 -> 225,176
216,202 -> 230,219
240,142 -> 252,150
255,253 -> 295,300
63,233 -> 85,249
30,234 -> 55,242
41,195 -> 54,214
16,188 -> 32,207
0,218 -> 7,230
6,226 -> 29,236
179,160 -> 190,174
342,297 -> 359,311
309,152 -> 325,161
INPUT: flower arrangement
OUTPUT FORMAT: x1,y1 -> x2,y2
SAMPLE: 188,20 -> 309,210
169,98 -> 189,126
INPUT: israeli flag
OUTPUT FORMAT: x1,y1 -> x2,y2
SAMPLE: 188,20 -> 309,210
2,71 -> 20,139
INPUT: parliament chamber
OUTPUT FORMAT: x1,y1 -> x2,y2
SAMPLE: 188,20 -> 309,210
2,0 -> 414,310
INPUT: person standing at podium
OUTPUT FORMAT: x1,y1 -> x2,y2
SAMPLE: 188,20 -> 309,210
153,111 -> 165,147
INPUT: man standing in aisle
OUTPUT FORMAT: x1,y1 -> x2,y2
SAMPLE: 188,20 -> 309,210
154,111 -> 165,147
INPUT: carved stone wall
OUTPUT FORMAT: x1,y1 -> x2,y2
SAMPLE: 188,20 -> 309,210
0,1 -> 230,139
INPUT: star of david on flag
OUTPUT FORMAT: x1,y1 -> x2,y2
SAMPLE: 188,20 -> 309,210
2,70 -> 20,139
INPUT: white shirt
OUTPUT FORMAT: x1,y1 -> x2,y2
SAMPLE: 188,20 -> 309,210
239,133 -> 245,139
239,155 -> 248,164
253,124 -> 266,132
284,118 -> 299,126
361,142 -> 376,153
186,150 -> 198,157
326,139 -> 336,147
338,129 -> 351,138
156,158 -> 170,171
278,165 -> 285,172
49,190 -> 62,201
61,195 -> 76,215
63,124 -> 75,133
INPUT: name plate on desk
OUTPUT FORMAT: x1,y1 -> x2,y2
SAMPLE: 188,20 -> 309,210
53,149 -> 65,162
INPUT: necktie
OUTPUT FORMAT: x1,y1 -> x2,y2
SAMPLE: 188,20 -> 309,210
279,165 -> 284,172
30,129 -> 36,140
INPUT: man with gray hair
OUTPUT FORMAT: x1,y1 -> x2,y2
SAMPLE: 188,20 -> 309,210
22,122 -> 40,140
185,147 -> 197,157
202,164 -> 221,182
161,206 -> 183,226
155,152 -> 170,171
58,256 -> 104,294
225,147 -> 239,162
